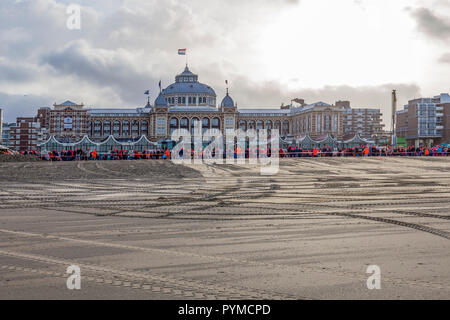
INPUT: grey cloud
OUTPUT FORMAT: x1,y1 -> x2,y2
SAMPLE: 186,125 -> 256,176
0,92 -> 54,123
41,40 -> 157,105
225,76 -> 421,130
0,59 -> 39,82
409,7 -> 450,40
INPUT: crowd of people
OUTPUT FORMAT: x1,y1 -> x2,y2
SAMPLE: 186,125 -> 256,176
283,145 -> 450,157
11,144 -> 450,161
32,149 -> 172,161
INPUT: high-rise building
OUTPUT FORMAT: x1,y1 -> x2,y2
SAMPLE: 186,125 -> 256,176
9,117 -> 47,152
396,93 -> 450,146
342,103 -> 384,140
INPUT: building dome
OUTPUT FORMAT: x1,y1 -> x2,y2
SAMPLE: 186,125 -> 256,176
221,93 -> 235,108
162,82 -> 216,96
162,65 -> 217,108
154,93 -> 168,107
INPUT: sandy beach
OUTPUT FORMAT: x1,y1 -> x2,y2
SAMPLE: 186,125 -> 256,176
0,158 -> 449,299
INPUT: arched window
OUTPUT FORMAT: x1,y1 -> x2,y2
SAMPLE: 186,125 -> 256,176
131,120 -> 139,137
113,120 -> 120,137
282,120 -> 290,136
170,117 -> 179,135
180,117 -> 189,130
256,120 -> 264,131
94,120 -> 102,137
122,120 -> 130,136
325,115 -> 331,131
265,120 -> 272,136
87,121 -> 92,135
202,117 -> 210,133
211,117 -> 220,130
239,120 -> 247,131
274,121 -> 281,135
141,120 -> 148,136
103,120 -> 111,136
248,120 -> 256,130
191,117 -> 199,135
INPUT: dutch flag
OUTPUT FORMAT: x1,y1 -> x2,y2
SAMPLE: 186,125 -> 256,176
178,48 -> 186,55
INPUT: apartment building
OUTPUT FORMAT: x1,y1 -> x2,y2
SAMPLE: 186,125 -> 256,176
9,117 -> 47,152
338,101 -> 384,140
396,93 -> 450,146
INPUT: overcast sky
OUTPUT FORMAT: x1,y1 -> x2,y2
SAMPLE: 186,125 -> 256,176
1,0 -> 449,128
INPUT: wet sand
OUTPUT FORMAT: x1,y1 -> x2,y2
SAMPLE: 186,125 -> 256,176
0,158 -> 449,299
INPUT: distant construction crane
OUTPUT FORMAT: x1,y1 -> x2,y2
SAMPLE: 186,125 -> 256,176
391,89 -> 397,146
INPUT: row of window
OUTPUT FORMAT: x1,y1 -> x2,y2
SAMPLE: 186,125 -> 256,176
292,115 -> 339,133
166,96 -> 209,105
88,120 -> 148,126
238,120 -> 290,135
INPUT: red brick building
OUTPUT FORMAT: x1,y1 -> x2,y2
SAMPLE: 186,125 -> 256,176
9,117 -> 47,152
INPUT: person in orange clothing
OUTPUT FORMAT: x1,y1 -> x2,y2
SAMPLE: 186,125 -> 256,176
313,148 -> 318,157
165,148 -> 171,159
92,149 -> 98,160
425,148 -> 429,156
363,146 -> 370,156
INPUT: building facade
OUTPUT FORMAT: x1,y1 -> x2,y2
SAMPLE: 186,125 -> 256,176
342,103 -> 384,140
396,93 -> 450,146
9,117 -> 47,151
49,102 -> 88,142
9,64 -> 386,151
1,123 -> 15,148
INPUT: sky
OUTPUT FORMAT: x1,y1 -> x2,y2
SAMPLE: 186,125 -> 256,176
0,0 -> 449,128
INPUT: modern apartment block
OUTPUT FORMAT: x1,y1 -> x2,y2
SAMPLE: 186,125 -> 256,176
396,93 -> 450,146
339,101 -> 385,140
9,117 -> 48,152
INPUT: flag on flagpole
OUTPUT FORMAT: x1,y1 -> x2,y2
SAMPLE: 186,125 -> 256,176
158,80 -> 162,91
178,48 -> 187,55
144,90 -> 150,95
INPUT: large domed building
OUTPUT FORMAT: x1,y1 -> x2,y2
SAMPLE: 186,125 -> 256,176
33,63 -> 348,151
146,65 -> 344,142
